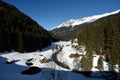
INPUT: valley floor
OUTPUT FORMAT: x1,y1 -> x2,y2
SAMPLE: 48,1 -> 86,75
0,41 -> 111,80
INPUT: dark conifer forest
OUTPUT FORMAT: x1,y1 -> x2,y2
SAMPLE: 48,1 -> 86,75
0,1 -> 58,53
77,12 -> 120,65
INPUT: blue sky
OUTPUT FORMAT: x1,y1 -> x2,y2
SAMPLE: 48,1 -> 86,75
4,0 -> 120,30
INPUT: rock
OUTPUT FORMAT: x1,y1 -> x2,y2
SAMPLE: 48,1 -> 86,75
25,61 -> 33,66
25,58 -> 34,66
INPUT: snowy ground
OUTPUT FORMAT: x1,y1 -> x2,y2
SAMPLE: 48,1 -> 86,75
0,41 -> 105,80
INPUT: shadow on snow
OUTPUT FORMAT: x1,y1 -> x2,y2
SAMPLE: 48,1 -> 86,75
0,56 -> 120,80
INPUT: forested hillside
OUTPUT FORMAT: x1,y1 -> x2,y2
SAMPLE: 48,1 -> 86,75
51,24 -> 87,41
51,10 -> 120,41
77,12 -> 120,65
0,1 -> 58,52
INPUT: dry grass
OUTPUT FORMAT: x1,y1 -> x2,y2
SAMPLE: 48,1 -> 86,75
69,53 -> 80,58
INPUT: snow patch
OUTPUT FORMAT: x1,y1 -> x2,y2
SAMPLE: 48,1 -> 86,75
91,54 -> 100,71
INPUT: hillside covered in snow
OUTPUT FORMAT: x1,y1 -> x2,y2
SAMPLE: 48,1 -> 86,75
0,40 -> 120,80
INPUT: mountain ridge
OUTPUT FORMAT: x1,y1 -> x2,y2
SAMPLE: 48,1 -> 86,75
51,9 -> 120,41
52,9 -> 120,30
0,1 -> 58,52
51,9 -> 120,30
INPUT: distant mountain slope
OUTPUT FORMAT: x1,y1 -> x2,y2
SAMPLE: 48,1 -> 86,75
51,10 -> 120,40
77,11 -> 120,65
0,1 -> 57,52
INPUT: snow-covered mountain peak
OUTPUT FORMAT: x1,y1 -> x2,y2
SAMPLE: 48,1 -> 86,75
55,19 -> 77,28
52,9 -> 120,30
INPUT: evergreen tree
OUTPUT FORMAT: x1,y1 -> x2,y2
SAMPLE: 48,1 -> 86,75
0,1 -> 58,53
77,11 -> 120,65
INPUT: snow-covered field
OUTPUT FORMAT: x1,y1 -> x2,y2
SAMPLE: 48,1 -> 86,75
0,41 -> 106,80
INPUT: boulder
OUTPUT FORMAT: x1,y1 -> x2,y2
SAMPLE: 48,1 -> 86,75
25,58 -> 34,66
